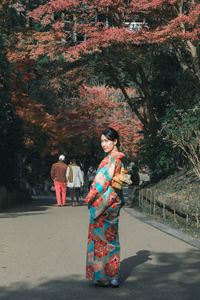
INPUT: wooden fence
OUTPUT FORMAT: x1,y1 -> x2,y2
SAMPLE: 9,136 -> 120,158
138,188 -> 199,229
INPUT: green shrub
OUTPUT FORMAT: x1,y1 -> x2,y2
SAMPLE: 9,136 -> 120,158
136,134 -> 176,180
160,106 -> 200,180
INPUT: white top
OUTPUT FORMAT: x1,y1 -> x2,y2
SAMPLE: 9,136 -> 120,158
66,165 -> 84,188
139,173 -> 150,185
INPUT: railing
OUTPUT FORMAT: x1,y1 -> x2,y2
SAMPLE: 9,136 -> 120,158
138,188 -> 200,229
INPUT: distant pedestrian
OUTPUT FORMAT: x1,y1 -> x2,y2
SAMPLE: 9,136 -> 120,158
79,164 -> 85,200
87,166 -> 96,190
50,154 -> 68,207
127,164 -> 140,206
139,165 -> 150,185
66,159 -> 84,206
85,127 -> 127,288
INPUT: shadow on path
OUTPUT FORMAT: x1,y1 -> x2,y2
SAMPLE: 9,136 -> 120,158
0,195 -> 88,219
120,250 -> 152,283
0,196 -> 57,218
1,249 -> 200,300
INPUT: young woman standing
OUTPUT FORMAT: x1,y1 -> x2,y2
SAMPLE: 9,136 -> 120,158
84,127 -> 126,288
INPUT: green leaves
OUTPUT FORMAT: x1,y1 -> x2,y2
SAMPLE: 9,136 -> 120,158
160,106 -> 200,179
38,55 -> 50,65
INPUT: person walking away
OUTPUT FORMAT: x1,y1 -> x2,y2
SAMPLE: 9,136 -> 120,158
66,159 -> 84,206
84,127 -> 126,288
87,166 -> 96,190
127,164 -> 140,206
79,164 -> 85,200
50,154 -> 67,207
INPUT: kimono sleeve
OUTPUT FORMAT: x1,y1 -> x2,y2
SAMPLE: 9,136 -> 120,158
84,155 -> 116,205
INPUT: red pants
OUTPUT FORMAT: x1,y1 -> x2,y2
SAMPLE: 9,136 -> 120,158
54,181 -> 66,206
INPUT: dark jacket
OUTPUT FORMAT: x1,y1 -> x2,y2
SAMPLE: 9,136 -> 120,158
50,161 -> 68,183
130,167 -> 140,186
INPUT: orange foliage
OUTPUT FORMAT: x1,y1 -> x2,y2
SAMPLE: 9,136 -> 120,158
0,0 -> 7,10
68,85 -> 143,157
10,71 -> 142,157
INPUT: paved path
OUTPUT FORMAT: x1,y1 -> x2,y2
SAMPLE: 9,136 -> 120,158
0,196 -> 200,300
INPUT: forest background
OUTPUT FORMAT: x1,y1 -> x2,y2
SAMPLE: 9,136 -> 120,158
0,0 -> 200,194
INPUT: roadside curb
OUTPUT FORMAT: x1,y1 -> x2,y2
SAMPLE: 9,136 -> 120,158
123,207 -> 200,249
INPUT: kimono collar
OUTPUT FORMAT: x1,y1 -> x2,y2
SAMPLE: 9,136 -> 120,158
109,151 -> 125,160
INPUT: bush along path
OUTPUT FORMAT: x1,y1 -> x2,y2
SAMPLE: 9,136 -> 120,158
135,168 -> 200,240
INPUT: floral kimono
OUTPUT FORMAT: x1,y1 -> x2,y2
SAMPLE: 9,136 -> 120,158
84,151 -> 125,281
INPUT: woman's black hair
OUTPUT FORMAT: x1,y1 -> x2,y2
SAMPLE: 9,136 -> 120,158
102,127 -> 120,148
70,158 -> 76,164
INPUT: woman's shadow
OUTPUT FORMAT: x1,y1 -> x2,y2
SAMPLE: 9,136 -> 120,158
120,250 -> 152,284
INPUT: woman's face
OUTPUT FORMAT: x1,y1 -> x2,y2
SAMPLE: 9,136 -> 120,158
101,134 -> 117,153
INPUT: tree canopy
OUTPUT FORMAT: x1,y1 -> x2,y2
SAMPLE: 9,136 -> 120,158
1,0 -> 200,186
